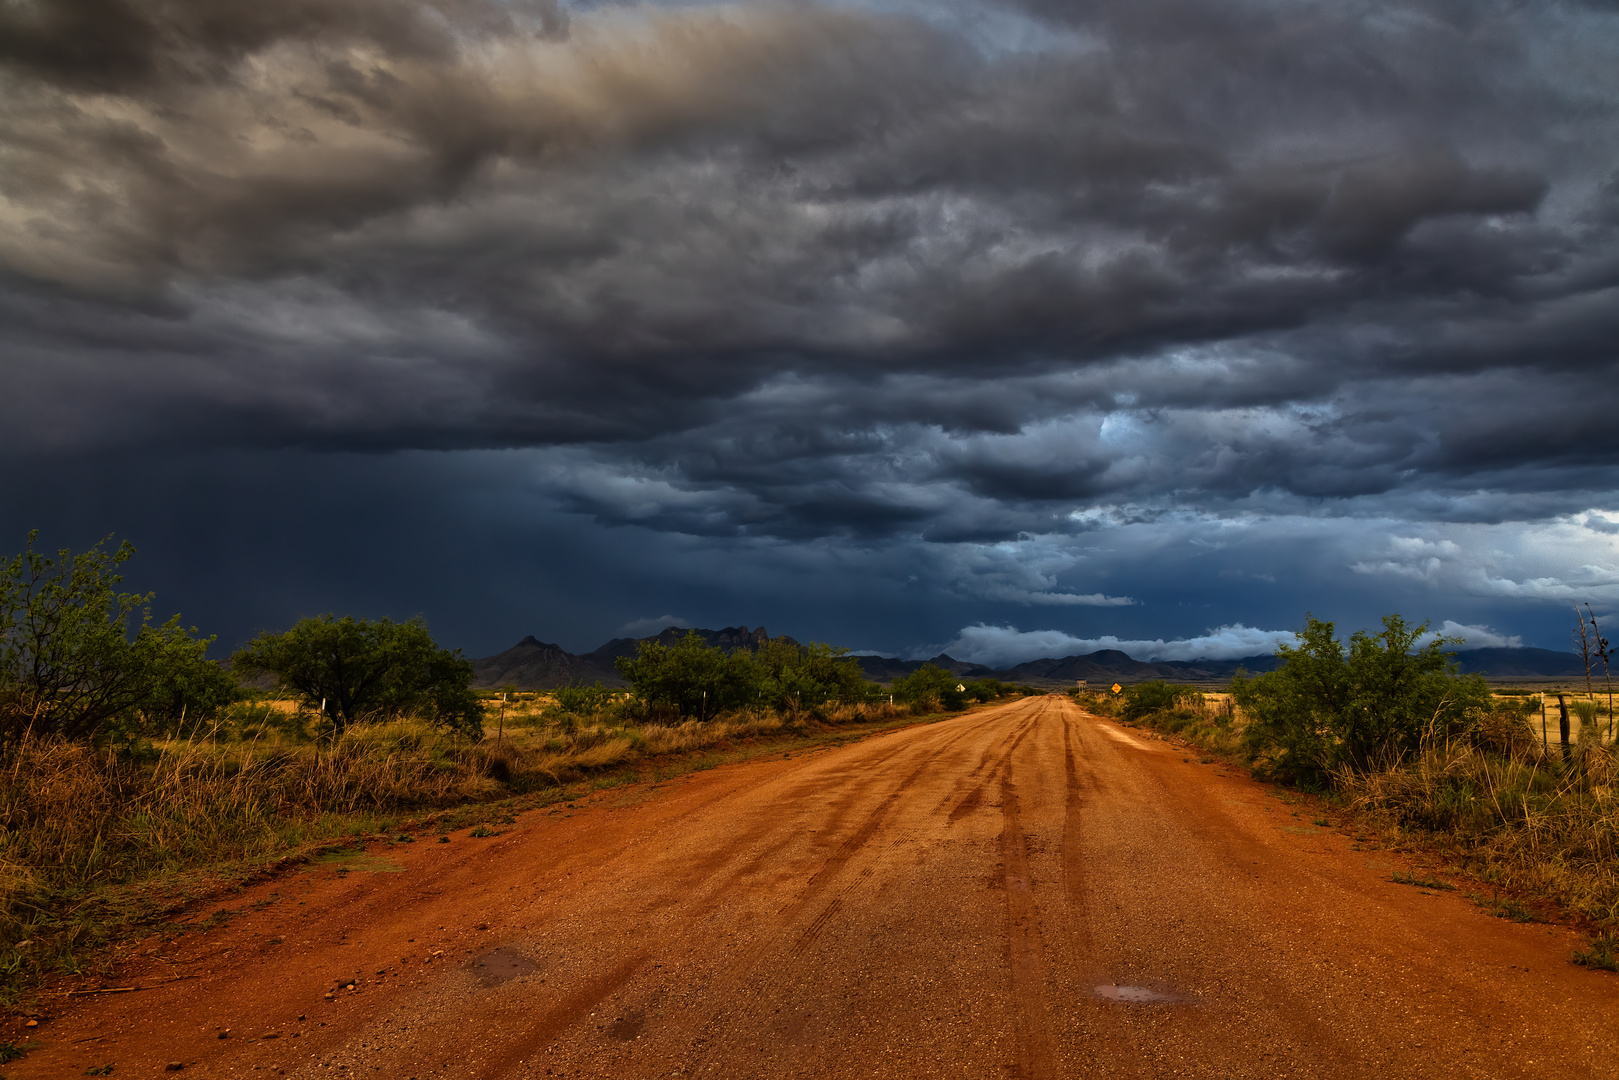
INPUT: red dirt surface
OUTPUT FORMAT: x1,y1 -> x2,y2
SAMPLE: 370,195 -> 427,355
12,697 -> 1618,1079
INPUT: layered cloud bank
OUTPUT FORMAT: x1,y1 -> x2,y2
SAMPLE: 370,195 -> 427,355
1,0 -> 1616,652
938,619 -> 1525,669
938,623 -> 1303,668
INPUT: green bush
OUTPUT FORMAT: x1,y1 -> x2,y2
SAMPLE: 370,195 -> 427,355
614,632 -> 871,721
552,681 -> 613,716
231,616 -> 482,739
0,532 -> 225,747
751,639 -> 870,718
1121,681 -> 1184,721
614,632 -> 759,721
962,679 -> 1018,703
1233,613 -> 1491,781
890,664 -> 967,712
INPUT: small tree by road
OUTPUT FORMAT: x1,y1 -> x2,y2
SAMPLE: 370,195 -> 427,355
1233,613 -> 1491,781
231,615 -> 483,738
614,631 -> 759,720
0,532 -> 226,747
1120,681 -> 1185,721
890,664 -> 965,712
615,632 -> 874,721
751,638 -> 869,718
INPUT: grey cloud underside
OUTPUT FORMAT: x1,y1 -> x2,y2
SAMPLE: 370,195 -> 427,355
2,0 -> 1617,541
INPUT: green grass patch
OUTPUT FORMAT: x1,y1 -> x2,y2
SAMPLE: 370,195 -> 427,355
310,851 -> 402,873
1391,870 -> 1456,891
1467,891 -> 1540,922
1573,933 -> 1619,972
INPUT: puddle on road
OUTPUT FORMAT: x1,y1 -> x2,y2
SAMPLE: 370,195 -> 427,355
471,947 -> 538,987
606,1011 -> 646,1041
1093,984 -> 1180,1004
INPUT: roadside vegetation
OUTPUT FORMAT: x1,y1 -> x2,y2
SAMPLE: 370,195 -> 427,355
231,615 -> 485,739
0,534 -> 1036,1002
1076,611 -> 1619,971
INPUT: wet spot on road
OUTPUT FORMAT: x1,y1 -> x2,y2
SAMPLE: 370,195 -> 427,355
1093,984 -> 1179,1004
471,947 -> 538,987
606,1011 -> 646,1040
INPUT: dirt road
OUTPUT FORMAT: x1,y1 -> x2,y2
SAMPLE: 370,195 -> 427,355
16,697 -> 1618,1079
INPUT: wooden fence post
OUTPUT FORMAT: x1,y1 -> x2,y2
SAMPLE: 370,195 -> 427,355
1556,693 -> 1571,761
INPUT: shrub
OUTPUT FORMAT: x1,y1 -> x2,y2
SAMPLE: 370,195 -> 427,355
615,633 -> 876,721
552,681 -> 613,717
231,616 -> 482,739
963,679 -> 1018,703
1121,681 -> 1184,721
1233,613 -> 1492,781
614,632 -> 758,721
1473,705 -> 1538,757
889,664 -> 966,712
752,639 -> 871,718
0,533 -> 238,749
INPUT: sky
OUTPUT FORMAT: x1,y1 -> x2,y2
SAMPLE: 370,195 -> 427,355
2,0 -> 1618,666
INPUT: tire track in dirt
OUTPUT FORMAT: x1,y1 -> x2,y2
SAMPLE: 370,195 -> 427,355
514,697 -> 1044,1080
673,705 -> 1027,1076
513,706 -> 1027,1080
476,952 -> 649,1079
1058,711 -> 1094,957
997,705 -> 1058,1080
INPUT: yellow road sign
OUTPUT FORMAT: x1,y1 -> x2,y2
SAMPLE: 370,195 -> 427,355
1111,683 -> 1123,694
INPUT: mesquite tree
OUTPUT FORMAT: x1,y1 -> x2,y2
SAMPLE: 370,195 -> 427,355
0,532 -> 227,747
232,615 -> 482,738
1233,613 -> 1492,780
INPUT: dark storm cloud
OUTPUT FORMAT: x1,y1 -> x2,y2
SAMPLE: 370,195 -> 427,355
2,0 -> 1618,647
0,0 -> 568,93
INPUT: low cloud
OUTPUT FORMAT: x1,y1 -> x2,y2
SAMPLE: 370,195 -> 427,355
1423,621 -> 1523,650
617,615 -> 693,637
978,589 -> 1137,607
938,623 -> 1301,668
941,617 -> 1528,667
1350,536 -> 1462,583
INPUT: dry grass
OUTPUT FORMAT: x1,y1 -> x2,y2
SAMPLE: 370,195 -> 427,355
1337,738 -> 1619,925
0,728 -> 505,996
0,696 -> 926,1000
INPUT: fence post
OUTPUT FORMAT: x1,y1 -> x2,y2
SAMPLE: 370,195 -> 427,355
1557,693 -> 1571,761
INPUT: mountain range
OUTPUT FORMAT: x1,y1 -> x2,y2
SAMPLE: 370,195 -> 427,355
471,628 -> 1594,691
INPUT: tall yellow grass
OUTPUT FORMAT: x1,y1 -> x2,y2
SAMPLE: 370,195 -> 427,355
1338,736 -> 1619,924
